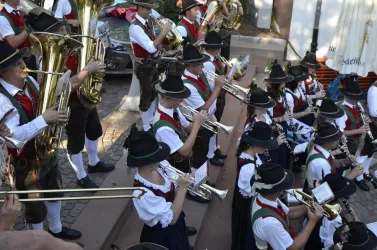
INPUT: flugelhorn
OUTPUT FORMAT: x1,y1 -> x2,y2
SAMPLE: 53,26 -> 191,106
287,189 -> 341,220
202,70 -> 248,102
0,109 -> 27,154
179,104 -> 233,135
159,164 -> 228,200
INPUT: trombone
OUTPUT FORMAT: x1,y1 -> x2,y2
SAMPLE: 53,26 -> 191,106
179,104 -> 233,135
0,187 -> 147,202
202,69 -> 248,102
159,164 -> 228,200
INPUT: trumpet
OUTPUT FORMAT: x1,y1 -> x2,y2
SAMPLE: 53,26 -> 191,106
202,70 -> 248,102
22,67 -> 64,76
179,104 -> 233,135
0,109 -> 27,154
287,189 -> 341,220
0,187 -> 147,202
159,164 -> 228,200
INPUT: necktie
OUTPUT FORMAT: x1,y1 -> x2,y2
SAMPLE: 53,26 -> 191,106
173,111 -> 179,121
12,10 -> 20,17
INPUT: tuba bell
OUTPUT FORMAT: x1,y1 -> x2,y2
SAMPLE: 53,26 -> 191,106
73,0 -> 114,109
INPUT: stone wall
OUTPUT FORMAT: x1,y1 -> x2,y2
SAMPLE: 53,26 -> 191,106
249,0 -> 274,29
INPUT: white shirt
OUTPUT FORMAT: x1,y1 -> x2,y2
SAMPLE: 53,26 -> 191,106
176,17 -> 193,38
306,144 -> 333,189
154,103 -> 191,154
336,100 -> 364,131
203,51 -> 216,91
129,14 -> 157,54
252,194 -> 294,250
54,0 -> 72,19
0,3 -> 20,38
132,168 -> 174,228
368,85 -> 377,117
244,113 -> 272,131
238,152 -> 262,197
182,69 -> 216,115
0,77 -> 47,145
320,215 -> 343,250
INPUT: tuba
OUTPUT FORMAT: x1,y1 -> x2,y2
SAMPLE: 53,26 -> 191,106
32,32 -> 83,159
73,0 -> 114,109
198,0 -> 229,40
222,0 -> 243,30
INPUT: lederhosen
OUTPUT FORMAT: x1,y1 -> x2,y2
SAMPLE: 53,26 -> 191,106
251,197 -> 296,250
131,17 -> 160,112
231,157 -> 256,250
182,73 -> 213,168
153,108 -> 191,173
0,9 -> 37,80
177,18 -> 199,44
134,179 -> 190,250
212,57 -> 227,122
0,78 -> 63,223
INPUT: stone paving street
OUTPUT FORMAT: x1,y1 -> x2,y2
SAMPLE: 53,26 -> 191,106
14,75 -> 139,230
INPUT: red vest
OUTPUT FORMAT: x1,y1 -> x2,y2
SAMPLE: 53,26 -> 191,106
131,18 -> 156,58
134,178 -> 175,202
64,0 -> 78,20
273,99 -> 286,118
343,105 -> 363,134
178,18 -> 198,43
0,7 -> 31,49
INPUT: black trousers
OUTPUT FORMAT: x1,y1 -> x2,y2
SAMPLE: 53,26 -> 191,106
66,95 -> 103,154
361,121 -> 377,157
14,153 -> 63,223
220,33 -> 232,61
134,61 -> 158,112
23,55 -> 38,80
167,157 -> 191,173
215,96 -> 226,122
191,128 -> 212,169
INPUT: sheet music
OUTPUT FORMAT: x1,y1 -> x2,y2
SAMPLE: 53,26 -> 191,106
194,162 -> 208,188
227,63 -> 237,80
293,142 -> 308,155
367,222 -> 377,236
240,55 -> 249,68
312,182 -> 334,205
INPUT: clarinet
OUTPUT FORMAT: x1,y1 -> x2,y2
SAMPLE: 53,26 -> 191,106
357,102 -> 377,149
281,88 -> 297,136
312,72 -> 324,93
267,110 -> 299,162
340,198 -> 359,221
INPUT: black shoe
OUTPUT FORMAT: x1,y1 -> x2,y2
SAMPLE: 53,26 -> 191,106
187,226 -> 197,236
49,226 -> 82,240
186,192 -> 211,203
88,161 -> 115,173
77,176 -> 98,189
355,179 -> 370,191
209,157 -> 224,167
214,149 -> 227,160
370,178 -> 377,189
190,244 -> 194,250
364,173 -> 372,181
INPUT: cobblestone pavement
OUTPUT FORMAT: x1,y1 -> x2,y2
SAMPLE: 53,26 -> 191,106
14,75 -> 140,230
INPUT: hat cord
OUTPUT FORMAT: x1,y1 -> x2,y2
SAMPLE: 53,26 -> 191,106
128,146 -> 162,159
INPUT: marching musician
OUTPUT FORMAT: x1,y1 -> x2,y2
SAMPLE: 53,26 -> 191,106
251,163 -> 324,250
201,30 -> 228,166
129,0 -> 171,132
177,0 -> 200,45
180,44 -> 224,202
0,0 -> 38,80
264,60 -> 293,169
125,124 -> 192,250
231,122 -> 278,250
152,73 -> 207,174
337,81 -> 376,191
0,41 -> 81,239
53,0 -> 79,33
306,123 -> 362,192
300,51 -> 326,98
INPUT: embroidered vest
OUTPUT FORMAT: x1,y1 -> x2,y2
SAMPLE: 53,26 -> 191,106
273,100 -> 286,118
131,18 -> 156,57
0,77 -> 39,159
306,146 -> 334,188
177,18 -> 198,44
182,73 -> 211,103
133,179 -> 175,203
341,105 -> 363,133
64,0 -> 79,20
0,8 -> 31,49
286,89 -> 305,113
153,108 -> 187,143
251,197 -> 296,250
235,158 -> 255,194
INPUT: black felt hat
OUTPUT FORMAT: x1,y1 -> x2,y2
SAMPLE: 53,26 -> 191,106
27,8 -> 67,33
313,122 -> 342,144
300,51 -> 321,70
182,44 -> 210,65
123,242 -> 168,250
0,41 -> 27,71
245,89 -> 276,109
241,121 -> 279,150
124,124 -> 170,167
286,61 -> 309,82
252,163 -> 295,194
324,173 -> 356,199
133,0 -> 159,8
153,73 -> 191,99
340,81 -> 366,101
180,0 -> 199,14
199,31 -> 228,49
319,99 -> 345,119
265,60 -> 294,84
333,221 -> 377,250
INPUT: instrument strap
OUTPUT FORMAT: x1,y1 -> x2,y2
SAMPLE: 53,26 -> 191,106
0,12 -> 21,34
67,0 -> 79,20
153,108 -> 186,142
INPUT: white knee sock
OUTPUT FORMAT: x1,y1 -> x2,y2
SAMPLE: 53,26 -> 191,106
31,222 -> 44,230
141,101 -> 156,131
207,135 -> 216,159
85,137 -> 100,166
45,201 -> 62,233
70,153 -> 87,180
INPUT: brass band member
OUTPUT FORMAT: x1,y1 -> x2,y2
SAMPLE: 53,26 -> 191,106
129,0 -> 171,132
125,125 -> 192,250
337,81 -> 375,191
251,163 -> 324,250
201,31 -> 228,166
0,41 -> 81,239
177,0 -> 201,46
300,51 -> 325,98
153,73 -> 207,174
54,0 -> 79,33
0,0 -> 38,80
231,122 -> 278,250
